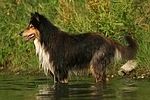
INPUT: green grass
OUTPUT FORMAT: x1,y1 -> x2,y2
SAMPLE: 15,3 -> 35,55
0,0 -> 150,74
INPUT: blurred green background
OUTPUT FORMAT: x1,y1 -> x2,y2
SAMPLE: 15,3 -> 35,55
0,0 -> 150,75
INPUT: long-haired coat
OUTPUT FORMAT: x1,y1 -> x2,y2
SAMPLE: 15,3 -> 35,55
20,12 -> 138,83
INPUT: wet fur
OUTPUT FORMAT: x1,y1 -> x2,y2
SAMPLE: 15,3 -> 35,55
20,12 -> 138,83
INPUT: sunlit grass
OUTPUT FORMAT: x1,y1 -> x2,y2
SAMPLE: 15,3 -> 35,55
0,0 -> 150,74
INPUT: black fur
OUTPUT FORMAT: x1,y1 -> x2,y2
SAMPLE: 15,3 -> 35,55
21,12 -> 138,83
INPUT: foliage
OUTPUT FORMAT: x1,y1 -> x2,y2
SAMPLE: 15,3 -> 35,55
0,0 -> 150,73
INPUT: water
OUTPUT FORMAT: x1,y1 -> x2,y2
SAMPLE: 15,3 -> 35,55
0,74 -> 150,100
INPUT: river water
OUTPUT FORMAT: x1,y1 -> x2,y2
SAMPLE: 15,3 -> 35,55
0,74 -> 150,100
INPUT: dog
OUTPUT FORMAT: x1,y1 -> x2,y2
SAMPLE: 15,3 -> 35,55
20,12 -> 138,83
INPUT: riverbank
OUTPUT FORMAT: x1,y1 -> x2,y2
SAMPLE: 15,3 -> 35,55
0,0 -> 150,75
1,65 -> 150,81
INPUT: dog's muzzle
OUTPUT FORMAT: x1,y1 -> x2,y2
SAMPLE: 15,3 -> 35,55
19,31 -> 23,36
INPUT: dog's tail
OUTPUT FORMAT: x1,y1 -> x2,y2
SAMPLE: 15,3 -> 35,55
114,35 -> 138,61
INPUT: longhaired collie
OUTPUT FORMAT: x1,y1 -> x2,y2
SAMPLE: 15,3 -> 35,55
20,12 -> 138,83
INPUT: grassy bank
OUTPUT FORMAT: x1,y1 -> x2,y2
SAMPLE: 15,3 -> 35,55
0,0 -> 150,75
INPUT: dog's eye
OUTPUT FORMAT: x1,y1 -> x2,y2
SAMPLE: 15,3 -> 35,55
29,25 -> 34,28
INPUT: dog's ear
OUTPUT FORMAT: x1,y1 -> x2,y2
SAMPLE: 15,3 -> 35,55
30,12 -> 39,21
35,12 -> 39,16
34,12 -> 40,21
31,13 -> 34,17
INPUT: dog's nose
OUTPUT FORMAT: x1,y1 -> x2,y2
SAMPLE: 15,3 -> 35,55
19,31 -> 23,36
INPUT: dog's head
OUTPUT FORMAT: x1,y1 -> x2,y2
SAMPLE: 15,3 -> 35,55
20,12 -> 40,41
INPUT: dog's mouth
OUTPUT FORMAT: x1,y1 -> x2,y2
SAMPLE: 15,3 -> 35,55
26,34 -> 35,41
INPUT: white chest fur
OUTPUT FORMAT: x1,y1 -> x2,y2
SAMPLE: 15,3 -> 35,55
34,39 -> 54,75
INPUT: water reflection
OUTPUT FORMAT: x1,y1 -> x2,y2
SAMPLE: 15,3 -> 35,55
116,79 -> 137,100
36,78 -> 141,100
0,75 -> 149,100
37,84 -> 69,100
36,82 -> 117,100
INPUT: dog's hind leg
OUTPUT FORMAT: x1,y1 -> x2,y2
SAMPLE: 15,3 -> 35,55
90,51 -> 104,82
90,65 -> 108,83
90,64 -> 104,83
90,53 -> 109,83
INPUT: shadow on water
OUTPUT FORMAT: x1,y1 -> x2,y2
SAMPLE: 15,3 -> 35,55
36,78 -> 138,100
36,82 -> 107,100
36,77 -> 150,100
